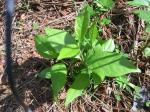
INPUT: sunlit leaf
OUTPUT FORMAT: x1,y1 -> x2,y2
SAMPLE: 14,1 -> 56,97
85,45 -> 141,77
45,28 -> 76,52
86,5 -> 94,16
102,38 -> 115,52
57,44 -> 80,60
50,64 -> 67,97
116,76 -> 129,89
34,35 -> 57,58
134,10 -> 150,22
89,23 -> 98,45
75,5 -> 90,42
65,73 -> 89,106
35,28 -> 76,58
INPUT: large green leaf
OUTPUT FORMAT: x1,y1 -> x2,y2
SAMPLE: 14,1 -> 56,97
144,47 -> 150,57
45,28 -> 76,52
34,35 -> 57,58
102,38 -> 115,52
65,73 -> 89,106
127,0 -> 150,6
57,44 -> 80,60
35,28 -> 76,58
89,23 -> 98,45
38,67 -> 51,79
50,64 -> 67,97
85,45 -> 141,77
134,10 -> 150,22
75,5 -> 90,43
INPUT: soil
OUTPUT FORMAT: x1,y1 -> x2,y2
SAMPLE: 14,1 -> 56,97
0,0 -> 150,112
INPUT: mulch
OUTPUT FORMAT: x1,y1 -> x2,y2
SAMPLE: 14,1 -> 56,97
0,0 -> 149,112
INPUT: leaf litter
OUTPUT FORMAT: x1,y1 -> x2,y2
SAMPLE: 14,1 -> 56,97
0,0 -> 150,111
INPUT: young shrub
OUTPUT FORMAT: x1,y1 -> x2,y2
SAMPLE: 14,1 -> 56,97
34,3 -> 141,106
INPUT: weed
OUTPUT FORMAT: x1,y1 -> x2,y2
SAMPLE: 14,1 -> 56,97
34,2 -> 141,106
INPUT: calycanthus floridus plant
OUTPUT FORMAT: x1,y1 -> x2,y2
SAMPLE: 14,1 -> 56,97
34,4 -> 141,106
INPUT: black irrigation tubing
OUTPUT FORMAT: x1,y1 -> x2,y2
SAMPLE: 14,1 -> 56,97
5,0 -> 32,112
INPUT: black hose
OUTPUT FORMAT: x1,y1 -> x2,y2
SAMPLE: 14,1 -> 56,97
5,0 -> 32,112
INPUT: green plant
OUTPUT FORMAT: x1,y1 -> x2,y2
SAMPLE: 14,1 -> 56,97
115,76 -> 140,94
127,0 -> 150,57
94,0 -> 114,11
146,100 -> 150,107
34,4 -> 141,106
100,17 -> 111,26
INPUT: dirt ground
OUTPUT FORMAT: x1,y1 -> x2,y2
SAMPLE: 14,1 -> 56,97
0,0 -> 150,112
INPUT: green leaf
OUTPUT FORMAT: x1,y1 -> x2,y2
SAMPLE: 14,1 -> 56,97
116,76 -> 129,85
89,23 -> 98,45
38,67 -> 51,79
146,24 -> 150,33
75,5 -> 90,43
100,18 -> 111,25
92,73 -> 105,88
65,73 -> 89,106
102,38 -> 115,52
50,63 -> 67,97
134,10 -> 150,22
144,47 -> 150,57
86,5 -> 94,16
34,35 -> 57,58
38,64 -> 67,98
35,28 -> 76,59
85,45 -> 141,77
146,100 -> 150,107
116,76 -> 129,89
127,0 -> 150,7
57,44 -> 80,60
97,0 -> 114,9
45,28 -> 76,52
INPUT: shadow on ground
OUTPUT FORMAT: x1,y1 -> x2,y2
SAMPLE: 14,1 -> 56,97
0,57 -> 53,112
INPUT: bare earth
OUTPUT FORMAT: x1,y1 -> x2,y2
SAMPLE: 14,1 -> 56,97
0,0 -> 150,112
